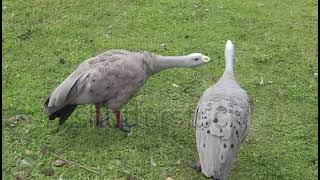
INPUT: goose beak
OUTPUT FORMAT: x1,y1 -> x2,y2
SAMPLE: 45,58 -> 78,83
202,55 -> 211,63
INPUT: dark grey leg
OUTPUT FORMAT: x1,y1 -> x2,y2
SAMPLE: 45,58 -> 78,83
95,104 -> 108,128
190,160 -> 201,172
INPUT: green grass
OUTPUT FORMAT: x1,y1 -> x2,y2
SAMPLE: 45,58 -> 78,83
2,0 -> 318,179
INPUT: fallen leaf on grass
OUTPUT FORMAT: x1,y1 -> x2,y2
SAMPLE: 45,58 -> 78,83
54,159 -> 67,167
25,149 -> 32,156
8,115 -> 28,127
172,83 -> 179,88
19,159 -> 31,167
150,157 -> 157,167
259,78 -> 264,86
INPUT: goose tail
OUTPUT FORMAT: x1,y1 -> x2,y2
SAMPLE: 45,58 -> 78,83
42,96 -> 78,125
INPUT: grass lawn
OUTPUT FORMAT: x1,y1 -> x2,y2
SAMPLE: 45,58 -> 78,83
2,0 -> 318,179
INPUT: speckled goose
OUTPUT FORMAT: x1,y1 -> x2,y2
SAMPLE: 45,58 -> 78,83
43,50 -> 211,132
194,41 -> 250,180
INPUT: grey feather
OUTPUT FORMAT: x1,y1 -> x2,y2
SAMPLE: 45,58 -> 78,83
195,41 -> 250,179
43,50 -> 211,124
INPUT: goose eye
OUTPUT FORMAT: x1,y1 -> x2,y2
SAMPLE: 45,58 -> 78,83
194,58 -> 199,61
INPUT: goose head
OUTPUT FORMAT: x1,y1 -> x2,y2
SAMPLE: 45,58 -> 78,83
186,53 -> 211,67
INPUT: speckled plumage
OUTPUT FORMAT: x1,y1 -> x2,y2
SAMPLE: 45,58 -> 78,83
43,50 -> 211,125
195,41 -> 250,180
43,50 -> 151,114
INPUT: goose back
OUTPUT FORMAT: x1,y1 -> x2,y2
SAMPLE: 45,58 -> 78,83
195,41 -> 250,179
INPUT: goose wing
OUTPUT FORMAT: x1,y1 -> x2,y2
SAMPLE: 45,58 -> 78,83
195,94 -> 250,178
43,50 -> 135,113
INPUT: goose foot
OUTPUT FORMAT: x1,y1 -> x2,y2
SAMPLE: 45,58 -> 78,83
96,119 -> 107,128
118,120 -> 136,132
95,114 -> 111,128
114,111 -> 136,132
95,108 -> 111,128
189,160 -> 201,172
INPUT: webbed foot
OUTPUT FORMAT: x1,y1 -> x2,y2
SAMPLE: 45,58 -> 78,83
118,120 -> 136,132
96,119 -> 107,128
95,111 -> 110,128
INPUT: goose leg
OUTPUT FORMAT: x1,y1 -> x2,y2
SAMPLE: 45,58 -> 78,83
114,111 -> 121,128
95,104 -> 107,128
114,111 -> 135,132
